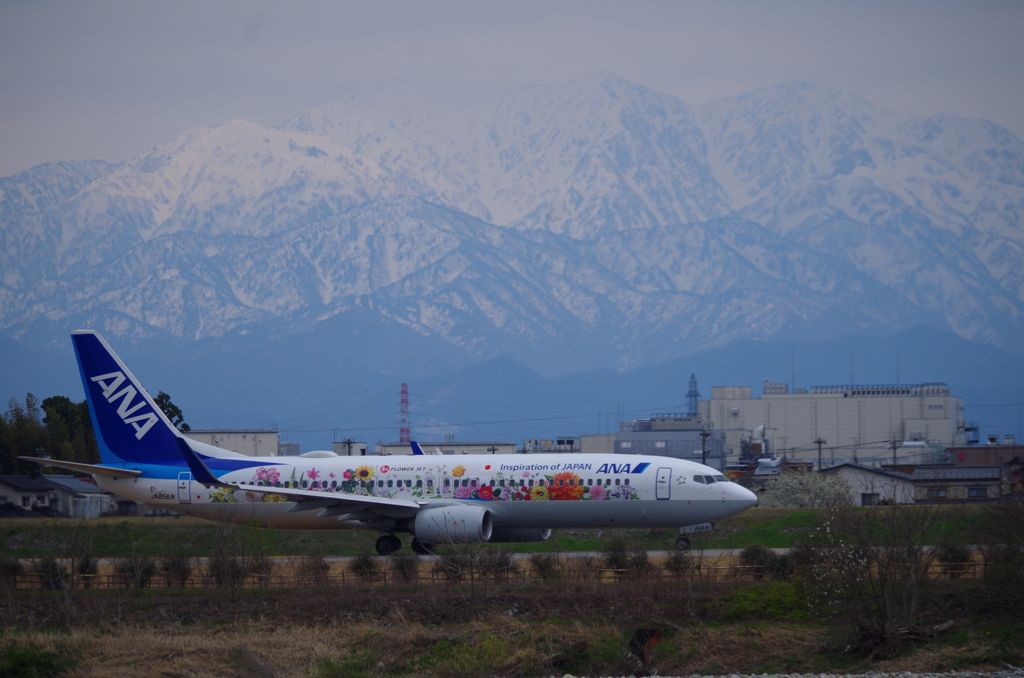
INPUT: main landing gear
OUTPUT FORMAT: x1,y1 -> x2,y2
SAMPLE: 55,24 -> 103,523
374,535 -> 436,555
375,534 -> 402,555
411,538 -> 435,555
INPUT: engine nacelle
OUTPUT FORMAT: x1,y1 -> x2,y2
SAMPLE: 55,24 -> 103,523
488,527 -> 552,543
413,505 -> 493,544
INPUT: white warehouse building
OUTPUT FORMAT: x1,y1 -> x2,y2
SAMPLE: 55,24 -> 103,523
698,381 -> 968,468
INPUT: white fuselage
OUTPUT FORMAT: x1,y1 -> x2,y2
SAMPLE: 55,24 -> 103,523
96,453 -> 757,531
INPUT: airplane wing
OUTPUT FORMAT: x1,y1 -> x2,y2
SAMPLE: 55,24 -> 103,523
175,437 -> 423,516
19,456 -> 143,479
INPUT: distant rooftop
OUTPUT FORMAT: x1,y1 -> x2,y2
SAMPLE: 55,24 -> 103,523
810,383 -> 950,397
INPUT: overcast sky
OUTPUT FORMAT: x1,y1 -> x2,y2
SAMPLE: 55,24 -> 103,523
1,0 -> 1022,177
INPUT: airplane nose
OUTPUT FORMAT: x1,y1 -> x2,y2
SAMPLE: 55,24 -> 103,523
731,482 -> 758,510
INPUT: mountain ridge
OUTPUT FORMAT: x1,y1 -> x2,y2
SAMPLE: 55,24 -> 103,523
1,76 -> 1022,367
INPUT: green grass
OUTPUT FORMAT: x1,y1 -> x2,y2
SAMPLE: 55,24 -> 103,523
0,505 -> 988,559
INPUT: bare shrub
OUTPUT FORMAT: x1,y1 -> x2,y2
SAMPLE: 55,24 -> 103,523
935,544 -> 973,579
390,550 -> 420,585
0,554 -> 23,590
663,550 -> 698,578
977,500 -> 1024,612
160,555 -> 193,588
33,557 -> 68,591
739,544 -> 793,582
298,549 -> 332,589
477,548 -> 517,582
798,504 -> 961,659
602,534 -> 649,578
112,554 -> 156,590
208,557 -> 246,590
349,551 -> 380,584
529,552 -> 562,581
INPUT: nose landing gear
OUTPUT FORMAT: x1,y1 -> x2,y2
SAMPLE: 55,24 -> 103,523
675,535 -> 692,551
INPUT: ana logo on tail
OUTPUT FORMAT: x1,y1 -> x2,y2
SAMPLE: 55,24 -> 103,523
90,371 -> 159,440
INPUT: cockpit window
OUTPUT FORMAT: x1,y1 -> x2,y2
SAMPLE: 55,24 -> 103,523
694,476 -> 706,484
713,475 -> 728,483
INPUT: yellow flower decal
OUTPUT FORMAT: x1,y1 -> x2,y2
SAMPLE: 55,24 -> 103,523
530,486 -> 549,501
452,465 -> 466,478
355,466 -> 375,480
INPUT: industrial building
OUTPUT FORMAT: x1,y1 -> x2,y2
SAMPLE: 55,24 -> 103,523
184,429 -> 279,457
376,441 -> 516,456
614,414 -> 728,469
699,380 -> 968,468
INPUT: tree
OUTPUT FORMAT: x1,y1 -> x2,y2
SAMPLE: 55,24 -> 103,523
1,393 -> 99,473
153,391 -> 190,432
0,394 -> 48,475
758,470 -> 852,508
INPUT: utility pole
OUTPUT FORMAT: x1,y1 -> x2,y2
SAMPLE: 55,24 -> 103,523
700,428 -> 712,465
814,438 -> 827,471
889,439 -> 899,466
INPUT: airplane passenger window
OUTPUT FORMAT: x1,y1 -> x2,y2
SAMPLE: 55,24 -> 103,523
587,479 -> 593,486
614,479 -> 620,486
568,479 -> 575,486
528,479 -> 534,487
416,480 -> 422,487
624,479 -> 630,485
378,480 -> 385,487
302,481 -> 308,488
387,480 -> 393,488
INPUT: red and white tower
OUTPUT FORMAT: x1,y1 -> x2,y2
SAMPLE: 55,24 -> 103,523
399,383 -> 410,444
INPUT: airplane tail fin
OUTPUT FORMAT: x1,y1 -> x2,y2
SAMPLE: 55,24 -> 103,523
71,330 -> 185,466
410,441 -> 425,456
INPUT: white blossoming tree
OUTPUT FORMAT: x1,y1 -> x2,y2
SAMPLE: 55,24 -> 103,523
758,471 -> 853,508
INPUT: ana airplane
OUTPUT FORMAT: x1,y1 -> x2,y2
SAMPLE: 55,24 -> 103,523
23,331 -> 758,555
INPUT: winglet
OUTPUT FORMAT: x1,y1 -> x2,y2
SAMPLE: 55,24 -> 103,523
176,437 -> 233,487
410,440 -> 425,456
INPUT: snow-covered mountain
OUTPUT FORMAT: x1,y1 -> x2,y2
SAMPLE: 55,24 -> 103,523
2,75 -> 1022,376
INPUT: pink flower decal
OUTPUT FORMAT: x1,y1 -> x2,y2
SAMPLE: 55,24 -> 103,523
307,467 -> 320,481
587,484 -> 607,501
252,467 -> 281,485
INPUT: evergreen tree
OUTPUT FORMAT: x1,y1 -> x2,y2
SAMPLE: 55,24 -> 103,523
154,391 -> 190,432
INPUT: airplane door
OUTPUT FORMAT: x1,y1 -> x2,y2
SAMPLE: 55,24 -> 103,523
656,467 -> 671,500
177,472 -> 192,503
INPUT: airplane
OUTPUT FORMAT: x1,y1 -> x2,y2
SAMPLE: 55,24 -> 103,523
22,330 -> 758,555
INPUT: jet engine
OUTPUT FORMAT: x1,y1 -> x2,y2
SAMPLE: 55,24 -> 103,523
413,505 -> 493,544
488,527 -> 552,543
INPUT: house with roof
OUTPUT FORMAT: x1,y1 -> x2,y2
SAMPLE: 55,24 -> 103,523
819,463 -> 915,506
909,465 -> 1007,503
42,475 -> 110,518
0,475 -> 58,517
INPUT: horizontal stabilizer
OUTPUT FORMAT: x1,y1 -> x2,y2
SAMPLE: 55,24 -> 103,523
19,456 -> 142,479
